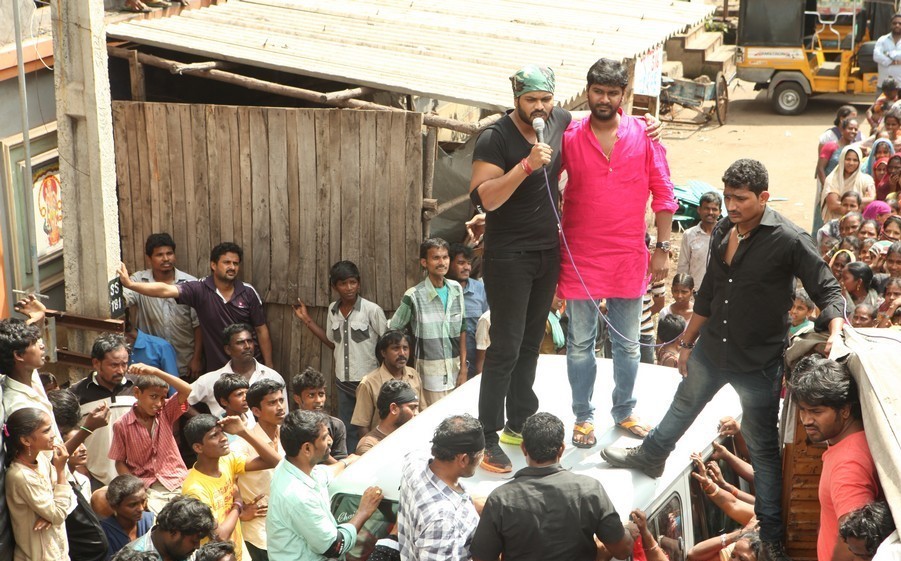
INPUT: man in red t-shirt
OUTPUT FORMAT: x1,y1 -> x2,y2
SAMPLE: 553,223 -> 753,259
788,356 -> 882,561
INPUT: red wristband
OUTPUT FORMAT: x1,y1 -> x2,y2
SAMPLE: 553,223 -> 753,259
520,158 -> 533,175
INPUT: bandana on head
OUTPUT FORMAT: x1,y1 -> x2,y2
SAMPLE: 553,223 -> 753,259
510,65 -> 556,98
432,430 -> 486,455
393,386 -> 419,406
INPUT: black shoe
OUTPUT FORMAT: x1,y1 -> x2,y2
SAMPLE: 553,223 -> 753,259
481,442 -> 512,473
600,445 -> 666,478
760,540 -> 792,561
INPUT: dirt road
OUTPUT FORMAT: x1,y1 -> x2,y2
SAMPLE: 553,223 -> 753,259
662,80 -> 865,231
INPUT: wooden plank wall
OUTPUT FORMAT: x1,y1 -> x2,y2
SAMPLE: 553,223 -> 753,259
112,101 -> 424,394
782,411 -> 825,561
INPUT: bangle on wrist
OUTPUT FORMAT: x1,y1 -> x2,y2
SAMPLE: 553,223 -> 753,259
340,458 -> 349,468
679,339 -> 696,349
79,426 -> 93,435
520,158 -> 533,175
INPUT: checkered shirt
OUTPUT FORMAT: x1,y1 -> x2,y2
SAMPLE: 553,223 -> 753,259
397,453 -> 478,561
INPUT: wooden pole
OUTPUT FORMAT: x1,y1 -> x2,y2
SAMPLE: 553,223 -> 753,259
128,50 -> 146,101
422,126 -> 437,237
107,47 -> 501,135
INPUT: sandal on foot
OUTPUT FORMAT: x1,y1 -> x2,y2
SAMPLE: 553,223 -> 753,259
618,416 -> 652,439
572,422 -> 597,448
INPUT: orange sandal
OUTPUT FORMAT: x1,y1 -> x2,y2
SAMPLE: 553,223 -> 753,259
572,422 -> 596,448
618,416 -> 652,439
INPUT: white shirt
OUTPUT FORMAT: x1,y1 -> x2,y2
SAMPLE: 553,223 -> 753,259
873,33 -> 901,86
676,224 -> 713,288
233,423 -> 284,549
189,359 -> 287,426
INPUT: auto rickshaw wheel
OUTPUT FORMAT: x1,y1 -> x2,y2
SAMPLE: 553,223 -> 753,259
772,81 -> 807,115
715,72 -> 729,125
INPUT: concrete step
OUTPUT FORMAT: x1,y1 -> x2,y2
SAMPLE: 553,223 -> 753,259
662,60 -> 684,80
701,45 -> 737,79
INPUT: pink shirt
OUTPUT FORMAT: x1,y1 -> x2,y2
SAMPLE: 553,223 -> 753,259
558,112 -> 678,299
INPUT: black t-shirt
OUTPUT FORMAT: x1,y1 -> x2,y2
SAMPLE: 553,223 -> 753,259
472,108 -> 571,252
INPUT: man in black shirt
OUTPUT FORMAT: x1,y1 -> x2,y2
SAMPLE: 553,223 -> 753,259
470,65 -> 569,472
471,413 -> 632,561
603,159 -> 844,561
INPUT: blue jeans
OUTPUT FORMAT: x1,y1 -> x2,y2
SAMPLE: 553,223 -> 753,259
641,342 -> 784,542
567,298 -> 642,424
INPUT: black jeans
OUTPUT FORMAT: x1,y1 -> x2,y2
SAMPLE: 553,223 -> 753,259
479,247 -> 560,441
246,542 -> 269,561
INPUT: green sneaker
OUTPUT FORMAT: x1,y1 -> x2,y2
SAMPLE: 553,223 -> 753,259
499,425 -> 523,446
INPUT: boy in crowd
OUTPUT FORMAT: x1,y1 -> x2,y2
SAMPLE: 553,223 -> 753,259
655,314 -> 686,369
182,414 -> 283,561
123,233 -> 203,379
214,373 -> 251,442
788,356 -> 881,561
352,330 -> 424,436
789,289 -> 815,337
355,380 -> 420,455
291,367 -> 348,465
234,379 -> 287,561
389,238 -> 466,406
293,260 -> 387,453
120,495 -> 216,560
109,363 -> 193,515
190,324 -> 287,429
447,243 -> 489,377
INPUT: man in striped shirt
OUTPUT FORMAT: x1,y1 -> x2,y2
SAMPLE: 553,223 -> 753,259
389,238 -> 466,407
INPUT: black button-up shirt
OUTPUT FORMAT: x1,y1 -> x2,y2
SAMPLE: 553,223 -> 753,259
695,206 -> 844,371
470,464 -> 625,561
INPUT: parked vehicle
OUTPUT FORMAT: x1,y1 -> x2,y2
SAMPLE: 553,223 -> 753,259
328,355 -> 746,561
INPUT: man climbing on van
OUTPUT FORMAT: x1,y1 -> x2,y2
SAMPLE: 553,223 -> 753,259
602,159 -> 845,561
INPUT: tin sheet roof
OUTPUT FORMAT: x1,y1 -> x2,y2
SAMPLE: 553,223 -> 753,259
107,0 -> 715,111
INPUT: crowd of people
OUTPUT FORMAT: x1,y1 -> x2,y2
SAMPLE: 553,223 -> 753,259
0,53 -> 898,561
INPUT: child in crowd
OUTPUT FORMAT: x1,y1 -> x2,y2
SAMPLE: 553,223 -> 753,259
639,282 -> 666,365
291,367 -> 348,464
4,407 -> 71,561
292,260 -> 387,453
447,243 -> 489,377
881,215 -> 901,241
877,277 -> 901,326
233,379 -> 287,561
213,373 -> 250,442
655,314 -> 686,368
659,274 -> 694,324
100,474 -> 154,558
181,414 -> 282,561
389,238 -> 466,406
195,541 -> 238,561
860,238 -> 878,267
64,428 -> 91,504
108,363 -> 192,515
842,262 -> 882,311
789,289 -> 815,338
39,372 -> 58,393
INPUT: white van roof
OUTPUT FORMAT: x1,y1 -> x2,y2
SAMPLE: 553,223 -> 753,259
330,355 -> 742,521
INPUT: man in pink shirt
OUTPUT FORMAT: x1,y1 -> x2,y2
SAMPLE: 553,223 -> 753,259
788,356 -> 881,561
559,58 -> 677,447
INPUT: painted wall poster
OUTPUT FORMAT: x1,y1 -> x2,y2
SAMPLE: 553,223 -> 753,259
31,151 -> 62,259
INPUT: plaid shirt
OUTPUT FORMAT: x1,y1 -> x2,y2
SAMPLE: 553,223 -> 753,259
397,454 -> 479,561
388,279 -> 465,392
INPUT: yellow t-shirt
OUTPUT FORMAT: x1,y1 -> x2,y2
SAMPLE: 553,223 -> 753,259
183,453 -> 247,561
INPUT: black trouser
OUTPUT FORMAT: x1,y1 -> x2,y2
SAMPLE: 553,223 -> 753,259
246,542 -> 269,561
479,247 -> 560,442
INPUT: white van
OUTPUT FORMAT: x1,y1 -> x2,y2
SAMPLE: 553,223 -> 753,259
329,355 -> 747,560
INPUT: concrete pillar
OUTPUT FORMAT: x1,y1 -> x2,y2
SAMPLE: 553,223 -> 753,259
50,0 -> 120,341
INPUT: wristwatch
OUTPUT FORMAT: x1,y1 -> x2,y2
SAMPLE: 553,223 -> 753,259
655,241 -> 671,252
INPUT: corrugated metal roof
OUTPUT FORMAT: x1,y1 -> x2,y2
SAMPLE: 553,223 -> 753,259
107,0 -> 715,111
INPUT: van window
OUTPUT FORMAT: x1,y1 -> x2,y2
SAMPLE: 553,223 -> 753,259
689,445 -> 745,545
331,493 -> 398,561
649,493 -> 685,561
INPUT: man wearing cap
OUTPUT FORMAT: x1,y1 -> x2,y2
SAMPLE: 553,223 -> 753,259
397,414 -> 484,561
561,58 -> 677,447
469,65 -> 568,472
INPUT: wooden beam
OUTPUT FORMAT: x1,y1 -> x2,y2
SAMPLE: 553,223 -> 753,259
128,50 -> 146,101
422,126 -> 437,236
320,86 -> 372,103
170,61 -> 231,75
107,46 -> 501,135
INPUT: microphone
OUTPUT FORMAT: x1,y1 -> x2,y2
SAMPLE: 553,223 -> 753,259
532,117 -> 546,144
